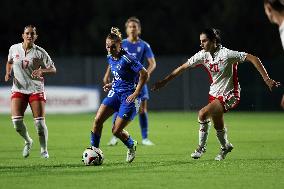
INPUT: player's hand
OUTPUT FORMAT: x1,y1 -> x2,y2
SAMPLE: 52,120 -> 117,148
126,92 -> 138,103
151,80 -> 166,91
264,78 -> 281,91
103,83 -> 112,92
31,67 -> 43,79
4,73 -> 11,82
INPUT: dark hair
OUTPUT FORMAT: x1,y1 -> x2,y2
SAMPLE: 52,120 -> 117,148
200,28 -> 221,45
106,27 -> 122,43
24,25 -> 37,33
264,0 -> 284,12
125,16 -> 141,29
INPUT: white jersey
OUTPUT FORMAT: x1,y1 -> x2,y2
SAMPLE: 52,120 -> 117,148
279,21 -> 284,50
8,43 -> 54,94
186,46 -> 247,98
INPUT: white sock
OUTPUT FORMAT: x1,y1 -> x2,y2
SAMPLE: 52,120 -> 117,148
34,117 -> 48,153
198,118 -> 210,147
216,128 -> 229,148
12,116 -> 32,143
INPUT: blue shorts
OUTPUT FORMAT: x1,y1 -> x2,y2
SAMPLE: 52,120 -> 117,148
138,85 -> 149,101
102,90 -> 141,121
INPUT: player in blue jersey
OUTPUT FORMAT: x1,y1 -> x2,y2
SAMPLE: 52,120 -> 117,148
90,27 -> 148,163
104,17 -> 157,146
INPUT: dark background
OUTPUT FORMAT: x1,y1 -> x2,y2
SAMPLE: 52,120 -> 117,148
0,0 -> 283,111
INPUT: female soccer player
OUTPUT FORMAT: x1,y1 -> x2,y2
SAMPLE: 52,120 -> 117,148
90,27 -> 148,163
264,0 -> 284,109
151,28 -> 280,161
105,17 -> 156,146
5,25 -> 56,158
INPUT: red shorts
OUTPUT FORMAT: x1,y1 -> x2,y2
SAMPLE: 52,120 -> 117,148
11,92 -> 46,103
209,93 -> 240,112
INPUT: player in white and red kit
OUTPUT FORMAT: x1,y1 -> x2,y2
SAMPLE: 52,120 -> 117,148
151,28 -> 280,160
4,25 -> 56,158
264,0 -> 284,109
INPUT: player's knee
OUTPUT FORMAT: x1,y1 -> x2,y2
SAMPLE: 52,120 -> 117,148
198,109 -> 208,121
34,117 -> 46,135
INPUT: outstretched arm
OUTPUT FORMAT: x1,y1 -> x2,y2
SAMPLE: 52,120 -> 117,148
151,62 -> 190,91
245,54 -> 280,91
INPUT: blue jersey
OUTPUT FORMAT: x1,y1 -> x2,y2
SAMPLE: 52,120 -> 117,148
122,39 -> 154,66
107,50 -> 144,93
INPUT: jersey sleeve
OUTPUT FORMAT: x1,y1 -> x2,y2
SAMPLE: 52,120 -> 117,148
41,49 -> 55,68
130,58 -> 144,73
144,42 -> 154,59
227,50 -> 247,64
186,50 -> 205,67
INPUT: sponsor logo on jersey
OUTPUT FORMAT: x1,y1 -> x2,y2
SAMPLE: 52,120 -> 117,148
116,64 -> 121,70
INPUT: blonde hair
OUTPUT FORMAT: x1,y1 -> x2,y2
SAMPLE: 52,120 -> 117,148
125,17 -> 141,28
107,27 -> 122,43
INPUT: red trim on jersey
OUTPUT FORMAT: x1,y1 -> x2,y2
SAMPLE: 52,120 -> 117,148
11,92 -> 46,103
196,64 -> 213,83
232,63 -> 240,97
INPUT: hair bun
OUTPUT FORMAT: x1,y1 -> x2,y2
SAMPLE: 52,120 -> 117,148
111,27 -> 122,38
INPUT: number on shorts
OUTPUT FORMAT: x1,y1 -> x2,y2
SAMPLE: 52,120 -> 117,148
107,90 -> 115,97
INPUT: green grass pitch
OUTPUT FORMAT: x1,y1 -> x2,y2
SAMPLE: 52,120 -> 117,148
0,112 -> 284,189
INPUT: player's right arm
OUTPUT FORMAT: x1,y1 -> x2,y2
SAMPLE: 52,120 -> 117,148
5,56 -> 13,82
151,62 -> 190,91
103,65 -> 111,85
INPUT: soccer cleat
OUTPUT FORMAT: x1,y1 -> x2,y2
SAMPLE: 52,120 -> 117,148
215,143 -> 234,161
23,139 -> 33,158
107,136 -> 118,146
126,141 -> 137,163
41,151 -> 49,159
141,138 -> 155,146
191,146 -> 206,159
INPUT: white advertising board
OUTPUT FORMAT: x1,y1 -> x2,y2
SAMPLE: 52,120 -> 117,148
0,86 -> 100,113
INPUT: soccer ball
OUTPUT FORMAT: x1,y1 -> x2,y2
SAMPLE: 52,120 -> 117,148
82,147 -> 104,166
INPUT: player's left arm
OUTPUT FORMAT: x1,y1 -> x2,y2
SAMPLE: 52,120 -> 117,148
126,68 -> 148,103
245,54 -> 281,91
145,42 -> 156,81
31,64 -> 56,79
31,51 -> 56,79
146,57 -> 156,81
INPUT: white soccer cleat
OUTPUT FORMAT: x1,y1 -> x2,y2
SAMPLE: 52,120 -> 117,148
141,138 -> 155,146
191,146 -> 206,159
126,141 -> 137,163
215,143 -> 234,161
41,151 -> 49,159
107,136 -> 118,146
23,139 -> 33,158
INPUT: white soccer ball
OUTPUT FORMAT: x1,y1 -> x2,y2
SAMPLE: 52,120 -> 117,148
82,147 -> 104,166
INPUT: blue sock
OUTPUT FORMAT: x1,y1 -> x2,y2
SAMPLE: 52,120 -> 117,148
90,131 -> 101,148
112,112 -> 118,129
122,136 -> 134,148
139,112 -> 148,139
